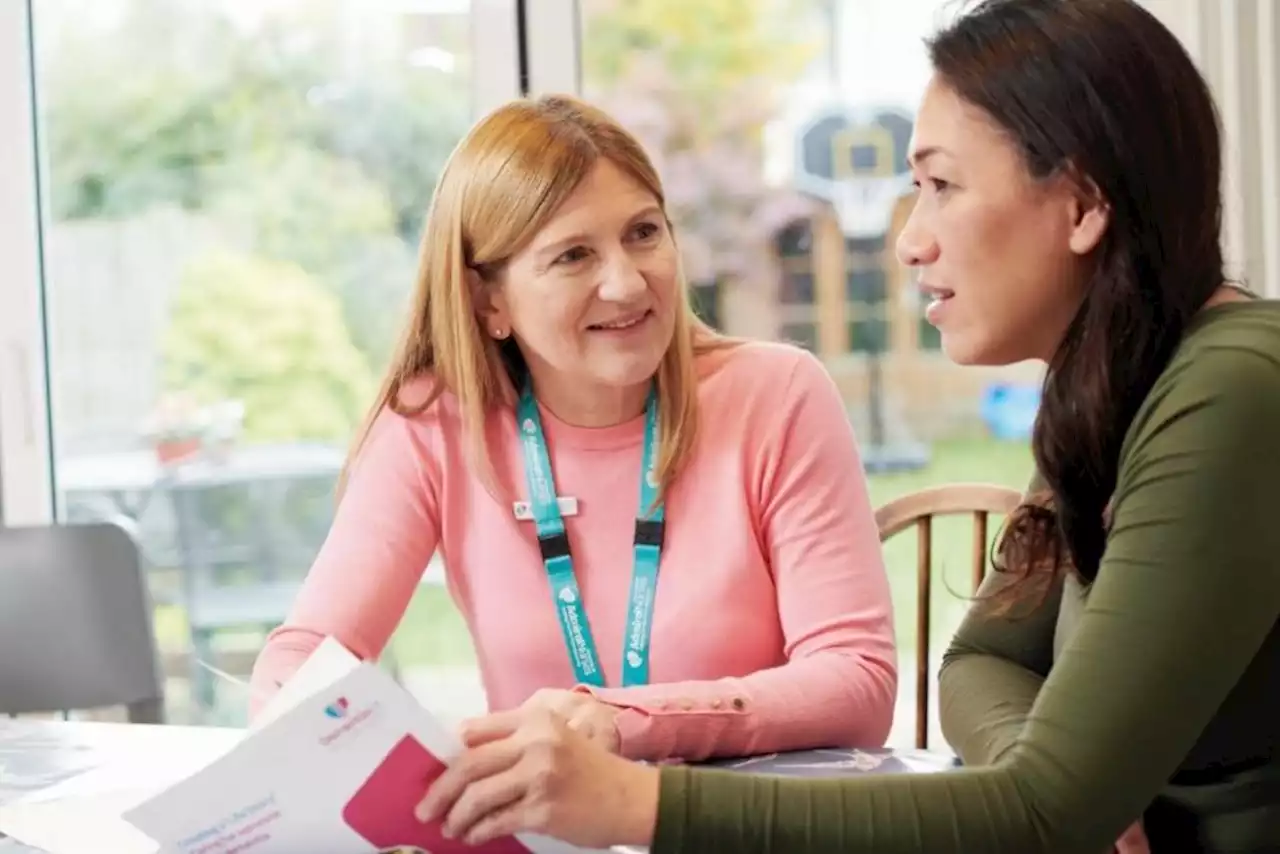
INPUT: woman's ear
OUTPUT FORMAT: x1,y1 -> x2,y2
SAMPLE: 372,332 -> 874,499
468,267 -> 510,340
1067,179 -> 1110,256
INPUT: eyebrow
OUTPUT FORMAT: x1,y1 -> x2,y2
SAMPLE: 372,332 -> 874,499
907,145 -> 947,167
535,204 -> 664,261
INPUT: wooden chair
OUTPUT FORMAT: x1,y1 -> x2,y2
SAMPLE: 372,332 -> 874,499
875,483 -> 1023,748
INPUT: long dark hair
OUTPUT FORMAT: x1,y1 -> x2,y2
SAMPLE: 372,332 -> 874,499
929,0 -> 1226,590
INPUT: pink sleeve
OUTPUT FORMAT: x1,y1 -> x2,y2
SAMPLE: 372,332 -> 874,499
248,404 -> 441,717
585,351 -> 898,761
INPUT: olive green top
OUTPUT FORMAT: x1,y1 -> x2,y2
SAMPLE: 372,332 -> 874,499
653,301 -> 1280,853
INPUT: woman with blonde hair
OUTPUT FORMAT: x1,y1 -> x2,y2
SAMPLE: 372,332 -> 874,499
250,94 -> 897,764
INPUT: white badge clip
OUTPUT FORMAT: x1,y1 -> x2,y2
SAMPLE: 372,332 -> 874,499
514,497 -> 579,521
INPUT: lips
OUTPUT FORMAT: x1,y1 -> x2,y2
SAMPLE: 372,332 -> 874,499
588,309 -> 652,331
920,283 -> 954,326
919,283 -> 955,301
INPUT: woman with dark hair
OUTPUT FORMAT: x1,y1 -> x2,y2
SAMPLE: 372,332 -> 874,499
411,0 -> 1280,851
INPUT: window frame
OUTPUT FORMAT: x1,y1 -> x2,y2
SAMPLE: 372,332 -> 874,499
522,0 -> 579,95
0,0 -> 53,525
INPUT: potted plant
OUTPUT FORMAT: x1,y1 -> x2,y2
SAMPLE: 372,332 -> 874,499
143,393 -> 210,465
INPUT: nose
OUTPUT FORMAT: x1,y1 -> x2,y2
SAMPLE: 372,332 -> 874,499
596,247 -> 647,301
895,197 -> 939,268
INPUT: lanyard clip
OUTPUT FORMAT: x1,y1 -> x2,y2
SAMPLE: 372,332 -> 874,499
633,518 -> 665,550
537,530 -> 572,561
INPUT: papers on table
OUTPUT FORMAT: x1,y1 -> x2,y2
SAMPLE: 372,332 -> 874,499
0,639 -> 609,854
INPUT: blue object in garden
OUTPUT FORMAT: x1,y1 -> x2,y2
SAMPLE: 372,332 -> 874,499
981,382 -> 1041,440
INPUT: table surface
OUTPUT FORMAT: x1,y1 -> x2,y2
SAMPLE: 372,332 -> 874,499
0,721 -> 244,854
0,719 -> 957,853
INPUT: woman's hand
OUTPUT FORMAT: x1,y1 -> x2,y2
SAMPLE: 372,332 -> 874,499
520,687 -> 623,753
415,706 -> 659,849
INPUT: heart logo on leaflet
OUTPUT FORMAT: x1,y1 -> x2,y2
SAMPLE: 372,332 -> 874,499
626,651 -> 642,669
558,587 -> 577,604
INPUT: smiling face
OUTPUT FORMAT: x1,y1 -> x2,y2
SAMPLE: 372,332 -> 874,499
896,76 -> 1109,366
479,158 -> 680,422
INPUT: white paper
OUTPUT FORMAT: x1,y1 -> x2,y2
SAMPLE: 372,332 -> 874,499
123,646 -> 610,854
250,636 -> 362,731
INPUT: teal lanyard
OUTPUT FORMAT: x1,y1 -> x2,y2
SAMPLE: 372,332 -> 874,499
516,381 -> 664,688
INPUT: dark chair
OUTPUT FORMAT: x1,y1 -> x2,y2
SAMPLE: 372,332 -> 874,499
0,522 -> 165,723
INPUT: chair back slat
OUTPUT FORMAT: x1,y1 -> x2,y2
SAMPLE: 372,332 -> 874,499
915,517 -> 932,750
876,483 -> 1023,749
972,511 -> 989,592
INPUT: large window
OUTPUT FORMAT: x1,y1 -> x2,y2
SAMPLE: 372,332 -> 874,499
0,0 -> 520,726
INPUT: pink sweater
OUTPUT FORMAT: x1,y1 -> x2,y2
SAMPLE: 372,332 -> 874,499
250,341 -> 897,761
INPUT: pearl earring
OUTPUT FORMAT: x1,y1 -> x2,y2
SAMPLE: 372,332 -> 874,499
493,327 -> 507,340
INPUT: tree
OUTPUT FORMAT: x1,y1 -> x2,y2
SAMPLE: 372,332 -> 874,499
39,0 -> 468,376
40,0 -> 467,228
205,144 -> 417,372
39,0 -> 316,220
581,0 -> 823,283
162,251 -> 376,444
312,74 -> 471,242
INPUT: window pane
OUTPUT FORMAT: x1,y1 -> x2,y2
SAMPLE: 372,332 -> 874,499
779,270 -> 816,304
690,279 -> 724,329
846,268 -> 887,303
580,0 -> 1040,749
33,0 -> 485,726
779,322 -> 819,353
776,221 -> 813,257
848,319 -> 890,353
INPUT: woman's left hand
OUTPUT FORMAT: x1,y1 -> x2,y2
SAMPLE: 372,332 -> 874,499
415,706 -> 660,849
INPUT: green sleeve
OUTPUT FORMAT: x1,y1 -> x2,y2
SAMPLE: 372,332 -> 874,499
652,348 -> 1280,854
937,538 -> 1064,765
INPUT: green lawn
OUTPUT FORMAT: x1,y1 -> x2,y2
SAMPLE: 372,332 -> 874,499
382,436 -> 1035,669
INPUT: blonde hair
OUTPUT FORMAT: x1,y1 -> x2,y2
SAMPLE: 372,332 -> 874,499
340,94 -> 734,501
